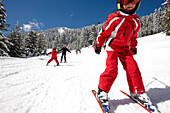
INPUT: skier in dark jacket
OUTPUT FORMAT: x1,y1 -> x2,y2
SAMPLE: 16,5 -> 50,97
59,45 -> 71,63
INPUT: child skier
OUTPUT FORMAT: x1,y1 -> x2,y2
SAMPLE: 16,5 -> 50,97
94,0 -> 157,112
46,48 -> 59,66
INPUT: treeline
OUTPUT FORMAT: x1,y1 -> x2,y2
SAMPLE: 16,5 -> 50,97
138,7 -> 164,37
40,24 -> 103,51
3,22 -> 47,57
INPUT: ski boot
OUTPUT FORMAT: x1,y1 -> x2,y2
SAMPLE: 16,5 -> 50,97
97,88 -> 110,113
131,93 -> 158,112
54,63 -> 60,67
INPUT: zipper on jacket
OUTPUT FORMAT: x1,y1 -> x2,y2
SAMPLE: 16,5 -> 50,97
133,25 -> 135,34
123,26 -> 127,37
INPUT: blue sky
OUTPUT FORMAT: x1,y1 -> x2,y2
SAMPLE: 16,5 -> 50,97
4,0 -> 165,32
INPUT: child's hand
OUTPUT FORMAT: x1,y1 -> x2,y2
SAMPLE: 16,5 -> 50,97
94,45 -> 101,54
130,48 -> 137,55
46,53 -> 50,55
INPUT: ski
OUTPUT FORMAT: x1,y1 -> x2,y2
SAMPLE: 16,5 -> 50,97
120,90 -> 156,113
54,64 -> 73,67
92,90 -> 110,113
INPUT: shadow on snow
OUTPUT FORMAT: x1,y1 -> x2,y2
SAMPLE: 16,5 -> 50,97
109,77 -> 170,113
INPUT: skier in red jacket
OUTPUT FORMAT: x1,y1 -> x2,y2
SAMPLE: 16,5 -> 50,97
94,0 -> 157,112
46,48 -> 59,66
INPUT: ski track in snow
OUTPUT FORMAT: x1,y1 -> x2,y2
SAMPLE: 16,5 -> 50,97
0,33 -> 170,113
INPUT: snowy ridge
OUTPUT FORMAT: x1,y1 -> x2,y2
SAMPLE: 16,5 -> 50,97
0,33 -> 170,113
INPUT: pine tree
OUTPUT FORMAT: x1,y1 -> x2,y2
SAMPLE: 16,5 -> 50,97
53,34 -> 60,50
24,30 -> 38,57
88,25 -> 97,46
60,32 -> 66,46
153,9 -> 159,34
0,37 -> 10,56
0,0 -> 10,56
36,33 -> 47,56
7,21 -> 23,57
162,0 -> 170,35
79,28 -> 89,48
72,30 -> 79,50
158,7 -> 164,33
0,1 -> 8,32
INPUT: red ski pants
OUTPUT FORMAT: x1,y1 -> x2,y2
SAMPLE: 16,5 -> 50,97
48,58 -> 59,64
98,51 -> 145,94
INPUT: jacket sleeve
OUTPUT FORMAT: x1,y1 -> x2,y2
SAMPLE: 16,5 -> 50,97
130,33 -> 138,50
130,17 -> 141,50
58,48 -> 63,52
67,48 -> 71,53
96,14 -> 116,47
46,52 -> 50,55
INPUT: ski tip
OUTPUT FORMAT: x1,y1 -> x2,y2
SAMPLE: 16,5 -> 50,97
120,90 -> 125,94
92,90 -> 96,93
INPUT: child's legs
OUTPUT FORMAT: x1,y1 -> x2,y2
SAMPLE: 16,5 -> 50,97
54,58 -> 59,64
119,52 -> 145,94
48,58 -> 53,63
98,51 -> 118,93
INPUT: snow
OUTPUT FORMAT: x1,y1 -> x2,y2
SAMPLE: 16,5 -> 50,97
0,33 -> 170,113
58,28 -> 65,35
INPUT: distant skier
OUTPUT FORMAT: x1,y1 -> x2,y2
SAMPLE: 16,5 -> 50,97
75,50 -> 78,54
79,49 -> 81,54
46,48 -> 59,66
93,0 -> 157,112
76,49 -> 81,54
59,45 -> 71,63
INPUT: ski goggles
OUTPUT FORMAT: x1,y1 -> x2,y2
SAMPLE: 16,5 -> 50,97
118,0 -> 139,5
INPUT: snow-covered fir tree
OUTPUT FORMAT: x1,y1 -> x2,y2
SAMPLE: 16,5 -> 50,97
7,21 -> 23,57
59,32 -> 66,48
36,33 -> 47,56
153,9 -> 160,34
53,35 -> 60,50
24,30 -> 38,57
0,0 -> 10,56
162,0 -> 170,35
158,7 -> 164,32
0,37 -> 10,56
71,29 -> 80,50
0,1 -> 8,33
88,25 -> 97,46
80,27 -> 89,48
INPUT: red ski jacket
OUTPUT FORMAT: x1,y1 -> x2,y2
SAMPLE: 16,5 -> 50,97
50,51 -> 57,58
96,11 -> 140,52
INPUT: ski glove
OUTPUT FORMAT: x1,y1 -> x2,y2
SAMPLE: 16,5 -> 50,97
130,48 -> 137,55
94,45 -> 101,54
46,53 -> 50,55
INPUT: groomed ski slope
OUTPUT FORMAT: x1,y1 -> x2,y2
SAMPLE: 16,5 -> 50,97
0,33 -> 170,113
